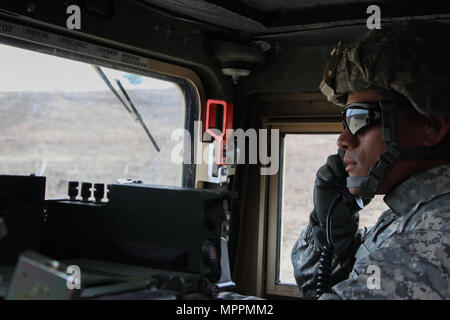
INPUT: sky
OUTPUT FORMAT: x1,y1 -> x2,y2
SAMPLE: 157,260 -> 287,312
0,43 -> 174,92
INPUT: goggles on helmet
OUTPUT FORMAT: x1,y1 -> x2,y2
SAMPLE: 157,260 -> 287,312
342,102 -> 381,135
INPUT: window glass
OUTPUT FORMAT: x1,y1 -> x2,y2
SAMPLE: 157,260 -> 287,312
279,133 -> 389,284
0,43 -> 186,199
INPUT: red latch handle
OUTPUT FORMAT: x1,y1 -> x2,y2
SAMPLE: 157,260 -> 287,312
205,99 -> 234,165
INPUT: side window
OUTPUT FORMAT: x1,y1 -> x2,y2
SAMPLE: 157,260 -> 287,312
0,43 -> 189,199
266,131 -> 389,295
279,134 -> 340,283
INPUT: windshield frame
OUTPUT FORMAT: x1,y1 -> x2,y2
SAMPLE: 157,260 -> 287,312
0,19 -> 200,188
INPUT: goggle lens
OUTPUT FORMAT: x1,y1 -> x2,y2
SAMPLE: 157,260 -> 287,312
345,109 -> 370,135
343,103 -> 381,135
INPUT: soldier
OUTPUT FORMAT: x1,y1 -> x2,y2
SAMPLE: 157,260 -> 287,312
291,21 -> 450,299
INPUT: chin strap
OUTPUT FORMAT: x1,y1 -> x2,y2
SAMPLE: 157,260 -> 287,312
347,145 -> 400,200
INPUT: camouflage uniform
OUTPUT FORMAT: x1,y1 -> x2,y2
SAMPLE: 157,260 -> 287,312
292,21 -> 450,299
292,161 -> 450,299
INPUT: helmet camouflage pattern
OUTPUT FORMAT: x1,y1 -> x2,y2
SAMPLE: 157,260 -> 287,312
320,21 -> 450,116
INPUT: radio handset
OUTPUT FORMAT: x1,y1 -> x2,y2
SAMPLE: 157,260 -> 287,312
312,150 -> 365,299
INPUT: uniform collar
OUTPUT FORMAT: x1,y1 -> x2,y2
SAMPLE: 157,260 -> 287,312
383,161 -> 450,216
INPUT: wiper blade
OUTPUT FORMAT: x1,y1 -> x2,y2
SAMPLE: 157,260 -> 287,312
92,65 -> 160,152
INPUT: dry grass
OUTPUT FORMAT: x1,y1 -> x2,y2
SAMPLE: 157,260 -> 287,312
0,89 -> 185,198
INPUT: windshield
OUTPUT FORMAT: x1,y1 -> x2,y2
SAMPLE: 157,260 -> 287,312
0,43 -> 186,198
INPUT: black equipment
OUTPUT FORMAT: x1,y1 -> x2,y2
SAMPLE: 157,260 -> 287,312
41,183 -> 234,282
0,175 -> 46,265
0,175 -> 236,299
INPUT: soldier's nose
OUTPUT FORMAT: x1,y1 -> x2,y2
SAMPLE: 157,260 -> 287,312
337,129 -> 358,151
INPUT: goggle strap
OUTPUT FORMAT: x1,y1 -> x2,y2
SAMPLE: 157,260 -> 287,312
379,93 -> 398,111
398,145 -> 450,160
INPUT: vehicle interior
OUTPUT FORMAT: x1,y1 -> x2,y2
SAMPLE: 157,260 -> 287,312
0,0 -> 449,300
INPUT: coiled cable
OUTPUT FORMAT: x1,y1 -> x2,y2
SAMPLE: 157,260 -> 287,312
315,192 -> 343,299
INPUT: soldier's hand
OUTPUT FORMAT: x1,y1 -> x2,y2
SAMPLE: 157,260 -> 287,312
309,150 -> 367,258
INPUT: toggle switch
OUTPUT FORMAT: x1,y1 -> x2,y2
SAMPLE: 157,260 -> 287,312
81,182 -> 92,202
68,181 -> 79,201
93,183 -> 104,203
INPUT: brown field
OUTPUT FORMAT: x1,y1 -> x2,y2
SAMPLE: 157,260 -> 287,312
0,89 -> 185,198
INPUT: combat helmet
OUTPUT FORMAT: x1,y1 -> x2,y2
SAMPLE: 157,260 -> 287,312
320,21 -> 450,200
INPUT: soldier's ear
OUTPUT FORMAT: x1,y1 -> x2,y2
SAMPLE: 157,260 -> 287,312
423,116 -> 450,147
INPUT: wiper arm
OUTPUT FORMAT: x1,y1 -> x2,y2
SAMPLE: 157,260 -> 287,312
92,65 -> 160,152
115,79 -> 160,153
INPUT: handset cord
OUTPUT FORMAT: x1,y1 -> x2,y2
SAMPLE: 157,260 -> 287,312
315,191 -> 343,299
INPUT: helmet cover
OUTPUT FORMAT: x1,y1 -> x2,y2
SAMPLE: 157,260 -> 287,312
320,21 -> 450,116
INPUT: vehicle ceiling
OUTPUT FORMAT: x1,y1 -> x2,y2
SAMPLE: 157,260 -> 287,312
139,0 -> 450,45
1,1 -> 449,98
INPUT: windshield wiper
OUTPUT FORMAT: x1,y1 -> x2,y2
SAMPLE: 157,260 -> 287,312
92,65 -> 160,152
